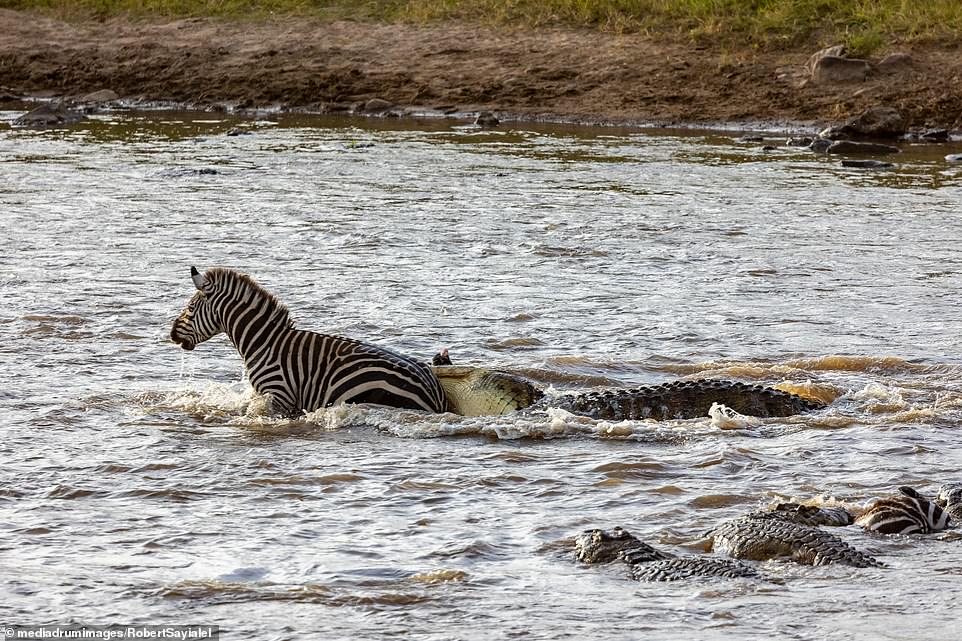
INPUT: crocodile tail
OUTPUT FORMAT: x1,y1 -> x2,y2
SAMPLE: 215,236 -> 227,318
553,379 -> 824,421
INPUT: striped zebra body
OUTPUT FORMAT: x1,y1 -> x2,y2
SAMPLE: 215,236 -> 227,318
854,487 -> 951,535
171,267 -> 446,417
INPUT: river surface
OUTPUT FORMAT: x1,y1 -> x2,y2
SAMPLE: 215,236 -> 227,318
2,110 -> 962,640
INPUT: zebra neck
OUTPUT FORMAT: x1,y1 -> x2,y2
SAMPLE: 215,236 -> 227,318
222,304 -> 292,366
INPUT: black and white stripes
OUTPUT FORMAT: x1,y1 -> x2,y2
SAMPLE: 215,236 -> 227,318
854,487 -> 951,535
171,266 -> 446,417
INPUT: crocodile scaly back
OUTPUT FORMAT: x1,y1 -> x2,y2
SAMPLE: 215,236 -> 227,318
709,516 -> 882,567
555,379 -> 824,421
629,557 -> 758,581
576,527 -> 757,581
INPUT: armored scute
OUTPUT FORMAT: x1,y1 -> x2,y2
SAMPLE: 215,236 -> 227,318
574,527 -> 757,582
708,515 -> 882,567
553,379 -> 824,421
575,500 -> 888,583
433,362 -> 824,420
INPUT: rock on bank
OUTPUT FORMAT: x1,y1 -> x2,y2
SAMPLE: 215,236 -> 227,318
0,9 -> 960,129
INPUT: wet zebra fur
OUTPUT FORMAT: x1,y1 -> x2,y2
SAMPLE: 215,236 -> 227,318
171,267 -> 446,417
854,487 -> 951,534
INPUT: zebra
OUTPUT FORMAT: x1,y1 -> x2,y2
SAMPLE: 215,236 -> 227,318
854,486 -> 951,534
170,266 -> 447,417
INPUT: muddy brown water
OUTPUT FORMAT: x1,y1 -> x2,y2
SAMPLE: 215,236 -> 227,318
2,110 -> 962,640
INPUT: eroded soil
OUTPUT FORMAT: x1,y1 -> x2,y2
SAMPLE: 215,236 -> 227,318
1,9 -> 961,129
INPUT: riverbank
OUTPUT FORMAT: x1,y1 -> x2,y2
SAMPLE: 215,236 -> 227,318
2,8 -> 961,130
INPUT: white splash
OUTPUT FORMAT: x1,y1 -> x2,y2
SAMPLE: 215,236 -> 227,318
349,405 -> 693,441
845,382 -> 907,413
154,381 -> 270,419
707,403 -> 760,430
142,381 -> 739,440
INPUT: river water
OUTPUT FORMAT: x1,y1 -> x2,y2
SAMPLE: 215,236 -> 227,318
2,110 -> 961,640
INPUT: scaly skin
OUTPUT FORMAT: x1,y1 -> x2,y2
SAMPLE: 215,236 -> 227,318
433,365 -> 543,416
432,360 -> 824,419
936,483 -> 962,520
574,491 -> 954,584
553,379 -> 824,421
748,503 -> 854,527
575,527 -> 674,564
575,527 -> 757,582
628,556 -> 758,581
708,515 -> 882,567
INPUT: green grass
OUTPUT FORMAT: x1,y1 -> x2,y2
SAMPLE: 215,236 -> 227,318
4,0 -> 962,51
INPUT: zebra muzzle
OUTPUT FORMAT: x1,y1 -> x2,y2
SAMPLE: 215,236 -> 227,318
170,331 -> 195,351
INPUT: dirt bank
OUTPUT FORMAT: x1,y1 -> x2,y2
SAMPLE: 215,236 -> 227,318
1,9 -> 960,130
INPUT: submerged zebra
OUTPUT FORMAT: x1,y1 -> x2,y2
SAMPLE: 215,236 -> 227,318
170,267 -> 446,416
854,486 -> 951,534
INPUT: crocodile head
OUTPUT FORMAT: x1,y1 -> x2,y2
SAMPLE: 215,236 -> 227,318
574,527 -> 672,565
575,527 -> 641,564
431,365 -> 544,416
936,483 -> 962,520
768,502 -> 854,527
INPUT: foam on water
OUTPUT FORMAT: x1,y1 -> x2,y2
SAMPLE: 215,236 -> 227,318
134,373 -> 961,440
135,378 -> 746,440
847,381 -> 907,407
160,381 -> 269,419
707,403 -> 760,430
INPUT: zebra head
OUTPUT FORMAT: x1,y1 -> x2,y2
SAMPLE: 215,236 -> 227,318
170,266 -> 224,351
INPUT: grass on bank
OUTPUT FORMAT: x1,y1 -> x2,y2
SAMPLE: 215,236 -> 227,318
4,0 -> 962,53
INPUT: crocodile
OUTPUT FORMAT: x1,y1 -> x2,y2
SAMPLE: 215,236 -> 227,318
744,502 -> 854,527
707,512 -> 882,567
432,363 -> 546,416
430,351 -> 824,420
555,379 -> 822,421
936,483 -> 962,520
576,502 -> 882,582
575,527 -> 759,581
754,487 -> 952,536
575,487 -> 958,583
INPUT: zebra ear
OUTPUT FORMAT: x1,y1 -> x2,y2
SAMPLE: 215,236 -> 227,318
191,266 -> 208,290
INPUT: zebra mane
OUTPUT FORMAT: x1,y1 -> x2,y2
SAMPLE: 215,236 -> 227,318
207,267 -> 295,330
